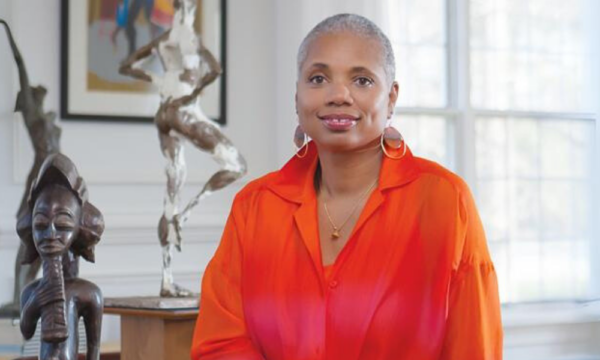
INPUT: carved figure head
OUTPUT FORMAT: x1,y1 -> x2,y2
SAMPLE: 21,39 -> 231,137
17,153 -> 104,263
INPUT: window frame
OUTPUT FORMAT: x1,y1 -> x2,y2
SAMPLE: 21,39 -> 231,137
393,0 -> 599,306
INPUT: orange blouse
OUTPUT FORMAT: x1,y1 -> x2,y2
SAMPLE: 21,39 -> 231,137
192,143 -> 503,360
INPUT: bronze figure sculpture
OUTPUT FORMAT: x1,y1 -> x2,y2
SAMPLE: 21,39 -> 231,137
0,19 -> 61,317
119,0 -> 247,297
19,153 -> 105,360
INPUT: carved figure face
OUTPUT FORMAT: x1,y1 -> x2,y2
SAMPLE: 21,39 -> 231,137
32,185 -> 81,257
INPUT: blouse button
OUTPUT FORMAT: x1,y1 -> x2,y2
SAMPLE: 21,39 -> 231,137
328,280 -> 339,289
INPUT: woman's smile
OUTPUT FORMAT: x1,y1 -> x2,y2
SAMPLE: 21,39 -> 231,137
319,113 -> 360,131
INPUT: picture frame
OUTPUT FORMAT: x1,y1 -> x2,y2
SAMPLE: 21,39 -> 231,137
60,0 -> 227,124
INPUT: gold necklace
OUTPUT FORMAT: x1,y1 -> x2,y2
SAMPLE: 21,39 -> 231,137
322,180 -> 378,240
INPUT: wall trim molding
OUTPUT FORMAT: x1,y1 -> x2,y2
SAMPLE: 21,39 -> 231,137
0,211 -> 226,249
84,269 -> 203,284
12,116 -> 254,188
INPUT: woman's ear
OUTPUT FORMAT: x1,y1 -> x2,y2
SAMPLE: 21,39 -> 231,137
295,83 -> 299,114
387,81 -> 399,118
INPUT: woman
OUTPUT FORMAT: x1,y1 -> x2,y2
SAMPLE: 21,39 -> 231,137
192,14 -> 502,360
18,153 -> 105,360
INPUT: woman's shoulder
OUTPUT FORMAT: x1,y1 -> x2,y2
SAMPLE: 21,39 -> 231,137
411,156 -> 472,197
233,171 -> 280,202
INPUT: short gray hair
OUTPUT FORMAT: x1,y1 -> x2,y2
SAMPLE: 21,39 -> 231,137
297,14 -> 396,85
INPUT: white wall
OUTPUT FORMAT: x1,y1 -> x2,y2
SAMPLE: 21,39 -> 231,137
0,0 -> 278,343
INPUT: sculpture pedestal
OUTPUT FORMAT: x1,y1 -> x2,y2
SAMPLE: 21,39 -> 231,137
104,297 -> 198,360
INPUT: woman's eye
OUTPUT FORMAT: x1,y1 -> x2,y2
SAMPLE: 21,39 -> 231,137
309,75 -> 326,84
355,77 -> 374,87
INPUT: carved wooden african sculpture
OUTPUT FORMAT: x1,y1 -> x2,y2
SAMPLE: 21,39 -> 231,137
18,153 -> 104,360
0,19 -> 61,317
119,0 -> 247,297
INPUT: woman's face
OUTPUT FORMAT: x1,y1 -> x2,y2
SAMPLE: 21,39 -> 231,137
296,31 -> 398,153
32,185 -> 81,257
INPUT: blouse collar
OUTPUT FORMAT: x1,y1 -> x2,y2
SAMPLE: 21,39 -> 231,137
267,141 -> 421,203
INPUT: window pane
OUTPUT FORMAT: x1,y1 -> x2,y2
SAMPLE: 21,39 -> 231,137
540,181 -> 572,239
470,0 -> 592,112
540,120 -> 595,179
489,242 -> 509,303
510,180 -> 540,241
388,0 -> 447,107
477,180 -> 509,241
510,241 -> 542,302
475,117 -> 594,302
574,240 -> 591,298
541,241 -> 574,298
508,120 -> 539,178
573,183 -> 593,239
475,118 -> 507,178
393,115 -> 453,169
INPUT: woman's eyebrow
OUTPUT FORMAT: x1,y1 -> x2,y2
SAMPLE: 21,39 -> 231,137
349,66 -> 373,73
307,63 -> 329,70
308,64 -> 380,77
349,66 -> 380,78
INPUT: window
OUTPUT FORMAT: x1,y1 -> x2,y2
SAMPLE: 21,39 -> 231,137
388,0 -> 455,168
390,0 -> 596,303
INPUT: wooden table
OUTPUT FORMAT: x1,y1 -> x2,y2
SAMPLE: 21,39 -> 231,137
105,299 -> 198,360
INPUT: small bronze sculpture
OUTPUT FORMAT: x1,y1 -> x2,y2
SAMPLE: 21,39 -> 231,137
18,154 -> 105,360
119,0 -> 247,297
0,19 -> 61,317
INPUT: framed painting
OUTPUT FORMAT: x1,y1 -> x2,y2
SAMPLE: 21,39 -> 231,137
60,0 -> 227,124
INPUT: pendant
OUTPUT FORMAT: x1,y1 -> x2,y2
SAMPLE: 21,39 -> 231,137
331,229 -> 340,239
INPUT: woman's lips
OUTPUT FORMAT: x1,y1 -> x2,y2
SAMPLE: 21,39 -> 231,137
319,115 -> 359,131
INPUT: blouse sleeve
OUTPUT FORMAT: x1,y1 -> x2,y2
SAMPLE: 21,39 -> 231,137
191,196 -> 264,360
439,186 -> 503,360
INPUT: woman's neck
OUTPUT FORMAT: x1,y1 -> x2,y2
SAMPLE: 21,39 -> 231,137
316,142 -> 382,198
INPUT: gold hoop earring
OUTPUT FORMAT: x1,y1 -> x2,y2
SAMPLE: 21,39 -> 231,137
294,125 -> 309,158
380,124 -> 406,159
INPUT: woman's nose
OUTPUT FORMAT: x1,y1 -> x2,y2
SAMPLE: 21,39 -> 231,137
326,82 -> 353,106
